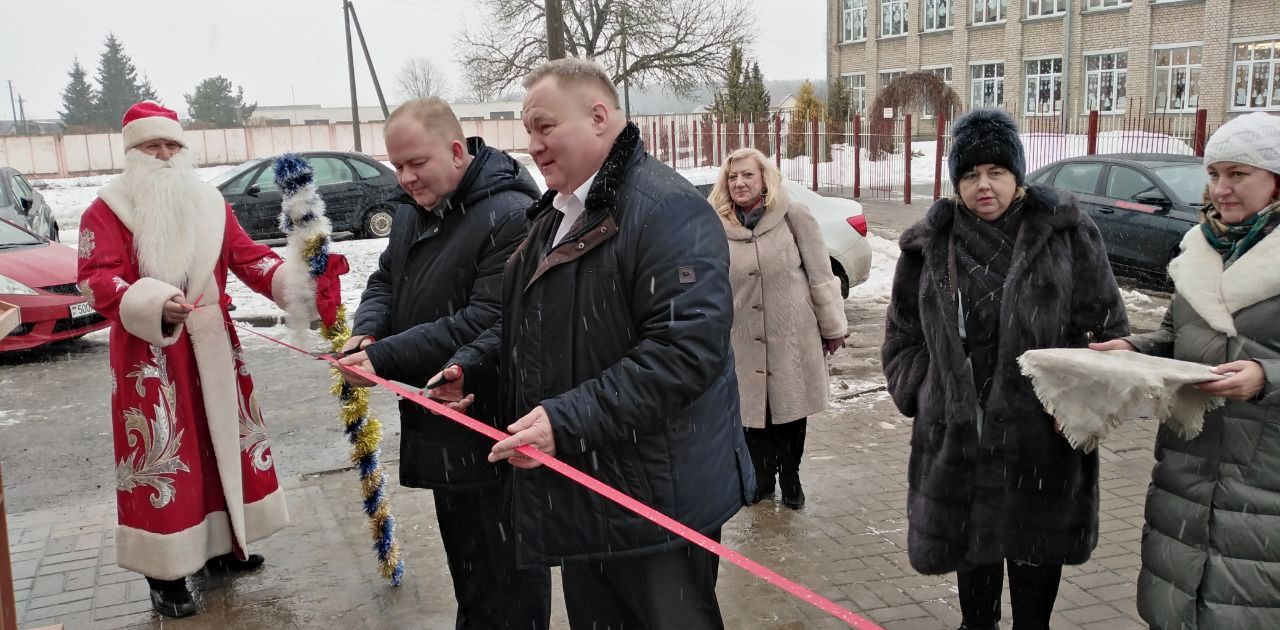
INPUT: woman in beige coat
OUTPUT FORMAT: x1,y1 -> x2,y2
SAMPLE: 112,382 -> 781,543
711,148 -> 849,509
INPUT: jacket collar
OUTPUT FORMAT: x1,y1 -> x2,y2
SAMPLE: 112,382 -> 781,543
1168,224 -> 1280,337
722,197 -> 790,241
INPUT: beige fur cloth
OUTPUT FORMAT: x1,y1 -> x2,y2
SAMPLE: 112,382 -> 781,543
1018,348 -> 1226,452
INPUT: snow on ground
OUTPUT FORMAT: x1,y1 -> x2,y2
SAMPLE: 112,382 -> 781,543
223,237 -> 388,322
849,233 -> 902,307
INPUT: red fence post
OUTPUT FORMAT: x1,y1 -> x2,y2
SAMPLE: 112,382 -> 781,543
1087,111 -> 1100,156
774,115 -> 782,170
714,118 -> 722,165
670,120 -> 677,168
855,114 -> 865,199
811,117 -> 819,192
933,113 -> 945,201
1193,108 -> 1209,157
904,114 -> 913,205
693,120 -> 700,167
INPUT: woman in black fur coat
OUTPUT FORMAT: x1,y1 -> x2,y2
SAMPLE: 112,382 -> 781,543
882,108 -> 1130,630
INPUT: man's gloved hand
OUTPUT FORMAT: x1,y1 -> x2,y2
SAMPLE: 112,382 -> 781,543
315,253 -> 350,328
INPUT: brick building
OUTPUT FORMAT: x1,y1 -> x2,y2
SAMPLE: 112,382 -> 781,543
826,0 -> 1280,130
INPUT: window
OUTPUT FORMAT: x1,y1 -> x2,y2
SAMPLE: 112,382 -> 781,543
922,67 -> 954,118
880,71 -> 905,90
222,170 -> 256,196
972,0 -> 1006,24
1087,0 -> 1130,8
9,173 -> 34,200
1106,166 -> 1161,202
1024,58 -> 1063,115
1052,163 -> 1103,195
843,74 -> 868,115
350,158 -> 384,179
250,166 -> 281,194
1085,52 -> 1128,113
1026,0 -> 1065,17
310,157 -> 356,186
1154,46 -> 1201,112
970,63 -> 1004,108
923,0 -> 952,31
842,0 -> 868,42
1232,38 -> 1280,110
881,0 -> 908,37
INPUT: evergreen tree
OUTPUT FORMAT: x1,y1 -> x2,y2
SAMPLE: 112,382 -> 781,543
93,34 -> 152,129
58,58 -> 99,128
185,77 -> 257,128
711,44 -> 747,120
826,76 -> 852,140
786,80 -> 824,157
747,63 -> 770,117
138,76 -> 160,102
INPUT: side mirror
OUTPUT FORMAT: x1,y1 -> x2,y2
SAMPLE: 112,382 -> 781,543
1134,193 -> 1171,209
18,197 -> 32,213
245,184 -> 261,197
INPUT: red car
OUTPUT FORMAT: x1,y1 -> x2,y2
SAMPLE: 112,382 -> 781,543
0,217 -> 108,352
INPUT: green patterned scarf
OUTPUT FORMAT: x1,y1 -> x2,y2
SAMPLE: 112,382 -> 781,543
1201,201 -> 1280,266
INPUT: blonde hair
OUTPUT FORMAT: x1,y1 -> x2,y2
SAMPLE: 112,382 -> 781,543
523,58 -> 621,109
710,148 -> 786,225
386,96 -> 465,144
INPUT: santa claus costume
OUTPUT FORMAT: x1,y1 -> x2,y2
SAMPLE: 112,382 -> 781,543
76,102 -> 343,617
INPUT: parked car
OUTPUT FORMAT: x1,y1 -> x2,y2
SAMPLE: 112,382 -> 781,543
0,217 -> 108,352
210,151 -> 400,241
1028,153 -> 1208,286
0,166 -> 58,241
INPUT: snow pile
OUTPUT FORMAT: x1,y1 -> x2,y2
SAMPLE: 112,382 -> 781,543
849,233 -> 902,306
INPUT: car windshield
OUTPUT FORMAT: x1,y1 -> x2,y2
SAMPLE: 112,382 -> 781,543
1149,164 -> 1209,206
207,159 -> 264,187
0,219 -> 43,247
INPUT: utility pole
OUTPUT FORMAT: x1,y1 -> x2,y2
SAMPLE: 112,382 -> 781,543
6,81 -> 16,134
16,95 -> 26,135
621,3 -> 631,119
545,0 -> 566,60
347,1 -> 390,119
344,0 -> 362,151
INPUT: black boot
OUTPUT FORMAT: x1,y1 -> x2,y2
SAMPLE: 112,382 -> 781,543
743,427 -> 776,504
205,552 -> 265,573
777,418 -> 807,509
147,577 -> 197,618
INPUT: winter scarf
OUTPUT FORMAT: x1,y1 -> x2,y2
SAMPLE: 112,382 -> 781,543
1018,348 -> 1227,451
951,201 -> 1024,406
734,199 -> 767,230
1201,201 -> 1280,266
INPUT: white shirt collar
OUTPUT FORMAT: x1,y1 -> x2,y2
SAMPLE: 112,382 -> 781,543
552,171 -> 598,212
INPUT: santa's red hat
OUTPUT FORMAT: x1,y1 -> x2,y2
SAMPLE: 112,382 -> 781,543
121,101 -> 186,149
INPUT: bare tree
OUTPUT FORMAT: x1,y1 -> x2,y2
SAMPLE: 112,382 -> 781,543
456,0 -> 754,100
396,57 -> 451,101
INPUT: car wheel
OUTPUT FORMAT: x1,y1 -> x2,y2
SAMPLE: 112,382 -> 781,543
831,258 -> 850,299
362,207 -> 394,239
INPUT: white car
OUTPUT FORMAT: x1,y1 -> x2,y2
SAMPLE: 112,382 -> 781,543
513,155 -> 872,298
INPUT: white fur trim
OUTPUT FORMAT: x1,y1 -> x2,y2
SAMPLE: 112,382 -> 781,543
1168,226 -> 1280,337
810,276 -> 848,339
280,183 -> 331,343
119,277 -> 184,346
115,487 -> 289,580
122,115 -> 185,150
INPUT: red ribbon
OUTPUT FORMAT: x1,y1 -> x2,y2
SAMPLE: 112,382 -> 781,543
232,321 -> 884,629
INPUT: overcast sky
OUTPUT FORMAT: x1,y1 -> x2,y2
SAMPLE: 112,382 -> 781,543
2,0 -> 826,120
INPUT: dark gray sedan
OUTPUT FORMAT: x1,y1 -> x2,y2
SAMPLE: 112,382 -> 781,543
1028,153 -> 1208,286
0,166 -> 57,241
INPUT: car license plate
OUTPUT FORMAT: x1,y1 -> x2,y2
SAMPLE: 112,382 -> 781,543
69,302 -> 96,319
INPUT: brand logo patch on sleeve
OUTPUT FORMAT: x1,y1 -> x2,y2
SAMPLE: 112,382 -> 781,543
678,266 -> 696,284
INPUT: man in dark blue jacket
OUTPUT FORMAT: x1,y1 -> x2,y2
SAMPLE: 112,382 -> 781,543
338,97 -> 549,629
430,60 -> 754,629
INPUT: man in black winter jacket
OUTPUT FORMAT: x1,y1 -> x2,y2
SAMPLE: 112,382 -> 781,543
337,97 -> 550,629
429,60 -> 754,629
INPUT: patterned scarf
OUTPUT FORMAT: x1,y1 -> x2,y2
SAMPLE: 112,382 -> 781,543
951,200 -> 1024,406
734,199 -> 767,230
1201,201 -> 1280,266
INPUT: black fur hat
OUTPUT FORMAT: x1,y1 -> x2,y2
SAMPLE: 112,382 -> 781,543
948,108 -> 1025,188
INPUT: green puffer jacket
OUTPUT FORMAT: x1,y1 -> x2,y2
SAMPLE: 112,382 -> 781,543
1126,226 -> 1280,630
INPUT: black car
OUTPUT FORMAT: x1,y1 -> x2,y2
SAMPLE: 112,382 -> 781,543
211,151 -> 400,241
1028,153 -> 1208,286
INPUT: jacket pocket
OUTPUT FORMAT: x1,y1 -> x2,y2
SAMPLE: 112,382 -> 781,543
1244,412 -> 1280,491
616,442 -> 656,505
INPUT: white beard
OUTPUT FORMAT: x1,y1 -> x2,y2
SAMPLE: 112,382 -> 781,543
120,149 -> 205,289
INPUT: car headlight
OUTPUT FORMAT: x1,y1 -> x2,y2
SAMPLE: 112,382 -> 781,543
0,274 -> 38,296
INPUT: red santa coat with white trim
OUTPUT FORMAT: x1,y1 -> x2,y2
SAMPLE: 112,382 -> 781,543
77,178 -> 291,580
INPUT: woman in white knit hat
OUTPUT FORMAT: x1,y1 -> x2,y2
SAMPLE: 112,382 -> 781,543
1091,112 -> 1280,629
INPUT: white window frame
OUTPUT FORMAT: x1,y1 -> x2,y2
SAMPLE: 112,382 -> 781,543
842,73 -> 868,116
1083,50 -> 1128,114
1153,43 -> 1202,113
972,0 -> 1007,24
880,0 -> 909,38
1023,57 -> 1063,116
921,66 -> 954,119
922,0 -> 953,32
842,0 -> 868,43
1086,0 -> 1131,9
1026,0 -> 1065,19
969,62 -> 1005,108
1230,36 -> 1280,111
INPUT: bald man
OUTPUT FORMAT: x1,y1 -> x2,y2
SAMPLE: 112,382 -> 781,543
431,59 -> 755,629
339,97 -> 550,628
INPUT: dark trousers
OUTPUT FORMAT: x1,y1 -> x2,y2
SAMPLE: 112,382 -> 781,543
434,485 -> 552,630
561,529 -> 725,630
957,561 -> 1063,630
743,416 -> 807,496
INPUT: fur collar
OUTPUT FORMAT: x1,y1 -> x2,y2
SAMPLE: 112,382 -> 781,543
721,197 -> 792,241
1167,225 -> 1280,337
98,176 -> 226,297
